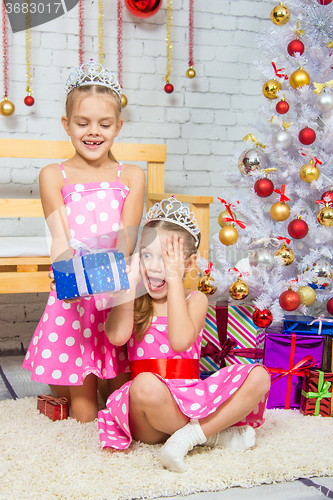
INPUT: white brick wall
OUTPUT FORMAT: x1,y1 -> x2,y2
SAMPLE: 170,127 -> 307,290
0,0 -> 272,341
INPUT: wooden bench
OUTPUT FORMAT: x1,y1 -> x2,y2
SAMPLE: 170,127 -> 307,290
0,139 -> 213,294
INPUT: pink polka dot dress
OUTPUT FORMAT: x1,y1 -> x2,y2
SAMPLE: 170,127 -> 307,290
23,163 -> 130,385
98,313 -> 269,449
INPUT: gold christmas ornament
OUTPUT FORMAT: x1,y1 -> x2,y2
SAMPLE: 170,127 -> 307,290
263,79 -> 282,99
270,3 -> 290,25
219,226 -> 239,246
317,204 -> 333,227
186,67 -> 196,79
0,98 -> 15,117
218,209 -> 236,228
270,202 -> 290,221
290,68 -> 310,90
198,273 -> 217,295
121,94 -> 128,109
274,243 -> 295,266
297,286 -> 316,306
229,278 -> 249,301
299,161 -> 320,183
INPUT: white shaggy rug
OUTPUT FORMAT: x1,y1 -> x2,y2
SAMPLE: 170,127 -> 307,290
1,397 -> 333,500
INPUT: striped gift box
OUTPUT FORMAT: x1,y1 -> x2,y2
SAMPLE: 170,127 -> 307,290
200,306 -> 220,372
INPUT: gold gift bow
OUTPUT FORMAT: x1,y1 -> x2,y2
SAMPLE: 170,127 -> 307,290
313,80 -> 333,95
243,134 -> 267,149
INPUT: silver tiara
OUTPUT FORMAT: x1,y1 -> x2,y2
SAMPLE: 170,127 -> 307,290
145,197 -> 200,247
64,59 -> 122,100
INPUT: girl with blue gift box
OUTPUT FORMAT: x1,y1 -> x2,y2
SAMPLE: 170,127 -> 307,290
98,198 -> 271,472
23,60 -> 145,422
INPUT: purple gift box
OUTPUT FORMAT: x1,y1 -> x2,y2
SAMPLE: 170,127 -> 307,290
264,332 -> 324,410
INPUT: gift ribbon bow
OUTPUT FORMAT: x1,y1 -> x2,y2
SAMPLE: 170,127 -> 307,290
222,205 -> 247,229
274,184 -> 290,203
272,62 -> 288,80
313,80 -> 333,95
205,262 -> 213,275
301,371 -> 332,416
300,152 -> 322,168
201,339 -> 264,369
228,268 -> 250,277
308,315 -> 333,336
277,236 -> 291,245
243,134 -> 267,149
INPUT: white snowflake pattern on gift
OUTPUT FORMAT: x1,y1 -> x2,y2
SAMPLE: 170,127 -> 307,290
22,164 -> 130,386
98,314 -> 269,449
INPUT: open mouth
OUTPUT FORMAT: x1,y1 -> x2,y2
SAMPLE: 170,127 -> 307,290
83,141 -> 103,149
148,277 -> 166,291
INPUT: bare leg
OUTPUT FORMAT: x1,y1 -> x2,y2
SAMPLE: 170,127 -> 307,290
107,372 -> 131,397
50,384 -> 70,402
129,372 -> 189,444
69,373 -> 98,422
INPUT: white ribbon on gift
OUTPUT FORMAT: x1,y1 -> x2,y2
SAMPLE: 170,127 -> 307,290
307,315 -> 333,335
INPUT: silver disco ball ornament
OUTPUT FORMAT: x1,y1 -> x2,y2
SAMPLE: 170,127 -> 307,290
309,258 -> 333,290
249,247 -> 275,271
272,129 -> 292,150
315,91 -> 333,114
238,148 -> 268,176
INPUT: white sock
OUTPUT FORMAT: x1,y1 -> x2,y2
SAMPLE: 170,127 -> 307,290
160,419 -> 207,473
204,425 -> 256,451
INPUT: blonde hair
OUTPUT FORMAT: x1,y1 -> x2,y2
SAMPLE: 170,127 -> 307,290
133,219 -> 201,342
65,85 -> 121,162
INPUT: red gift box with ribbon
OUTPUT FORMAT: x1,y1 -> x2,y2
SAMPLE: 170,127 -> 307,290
37,394 -> 68,421
300,369 -> 333,417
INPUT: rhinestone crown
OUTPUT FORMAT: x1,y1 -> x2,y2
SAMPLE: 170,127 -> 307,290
145,197 -> 200,247
64,59 -> 122,100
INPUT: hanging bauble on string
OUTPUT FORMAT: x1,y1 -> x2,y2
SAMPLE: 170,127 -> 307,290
298,127 -> 316,145
254,178 -> 274,197
309,258 -> 333,290
270,3 -> 290,25
297,286 -> 316,306
317,203 -> 333,227
290,68 -> 310,89
218,209 -> 236,227
124,0 -> 162,18
327,297 -> 333,316
0,98 -> 15,116
164,0 -> 173,93
1,1 -> 14,117
288,216 -> 308,239
287,39 -> 304,57
24,9 -> 34,107
321,190 -> 333,203
219,226 -> 238,246
164,82 -> 174,94
186,0 -> 195,79
24,95 -> 34,106
186,67 -> 195,79
272,129 -> 292,150
279,288 -> 300,311
315,91 -> 333,113
263,79 -> 282,99
238,149 -> 268,176
249,247 -> 275,271
252,308 -> 273,328
299,161 -> 320,183
271,202 -> 290,221
117,0 -> 128,108
229,278 -> 249,301
274,243 -> 295,266
276,99 -> 289,114
198,264 -> 217,296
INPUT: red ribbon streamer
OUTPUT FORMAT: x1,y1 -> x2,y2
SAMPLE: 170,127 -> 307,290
130,359 -> 200,380
277,236 -> 291,244
2,0 -> 8,97
78,0 -> 84,65
272,62 -> 288,80
274,184 -> 290,203
228,267 -> 250,277
268,333 -> 316,409
205,262 -> 213,275
188,0 -> 194,68
313,157 -> 322,168
117,0 -> 123,89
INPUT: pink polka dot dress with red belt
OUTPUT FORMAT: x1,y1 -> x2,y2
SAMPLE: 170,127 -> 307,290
23,163 -> 130,385
98,313 -> 269,449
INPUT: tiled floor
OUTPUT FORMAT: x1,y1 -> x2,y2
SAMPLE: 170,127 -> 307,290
1,355 -> 333,500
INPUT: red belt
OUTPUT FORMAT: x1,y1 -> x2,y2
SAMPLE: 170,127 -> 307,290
130,359 -> 200,380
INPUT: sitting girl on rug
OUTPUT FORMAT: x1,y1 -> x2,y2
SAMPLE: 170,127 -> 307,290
98,197 -> 271,472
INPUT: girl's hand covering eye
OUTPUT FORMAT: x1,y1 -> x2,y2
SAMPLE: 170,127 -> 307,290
161,234 -> 185,283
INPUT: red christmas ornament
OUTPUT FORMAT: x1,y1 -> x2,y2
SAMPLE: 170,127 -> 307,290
298,127 -> 316,145
288,217 -> 309,239
124,0 -> 162,18
254,178 -> 274,197
317,0 -> 332,4
279,289 -> 301,311
164,82 -> 174,94
287,39 -> 305,57
321,191 -> 333,203
252,308 -> 273,328
24,95 -> 34,106
327,297 -> 333,315
276,100 -> 289,114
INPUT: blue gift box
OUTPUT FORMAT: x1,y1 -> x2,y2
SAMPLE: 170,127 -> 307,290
283,314 -> 333,337
52,250 -> 129,300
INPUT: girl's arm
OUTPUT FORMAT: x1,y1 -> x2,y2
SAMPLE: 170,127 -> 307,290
163,235 -> 209,352
117,164 -> 145,257
39,164 -> 73,262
